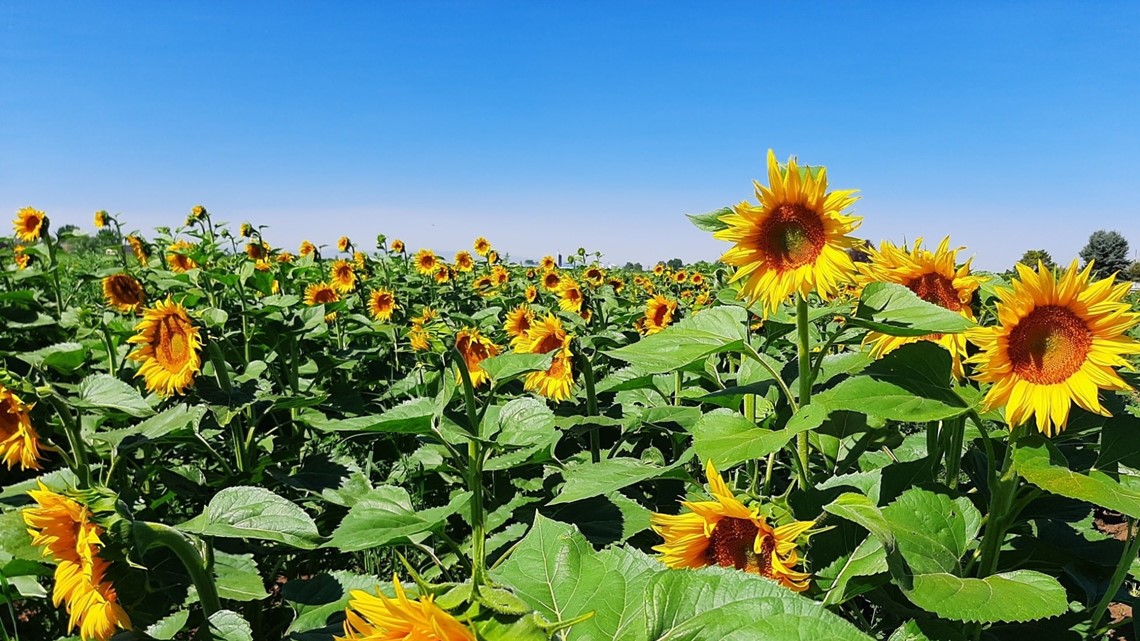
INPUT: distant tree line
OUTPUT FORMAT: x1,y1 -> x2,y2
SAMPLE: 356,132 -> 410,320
1016,229 -> 1140,281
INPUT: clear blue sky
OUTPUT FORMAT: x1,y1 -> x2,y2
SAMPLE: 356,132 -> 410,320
3,2 -> 1139,270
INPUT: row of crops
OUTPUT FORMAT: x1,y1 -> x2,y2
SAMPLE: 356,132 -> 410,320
2,151 -> 1139,640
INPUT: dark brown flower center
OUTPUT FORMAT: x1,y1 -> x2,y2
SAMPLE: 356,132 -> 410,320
1008,305 -> 1092,385
757,204 -> 826,270
156,314 -> 191,371
907,272 -> 962,311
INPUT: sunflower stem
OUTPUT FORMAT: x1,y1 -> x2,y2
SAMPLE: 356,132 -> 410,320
794,295 -> 814,490
134,521 -> 221,617
944,414 -> 967,489
48,394 -> 90,487
44,228 -> 65,320
976,426 -> 1023,579
579,351 -> 601,463
673,370 -> 682,406
454,347 -> 487,594
1090,517 -> 1140,636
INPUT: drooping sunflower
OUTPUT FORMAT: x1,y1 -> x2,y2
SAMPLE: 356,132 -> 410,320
414,249 -> 438,276
540,255 -> 557,271
857,237 -> 980,378
340,575 -> 475,641
101,274 -> 146,313
166,240 -> 198,273
642,296 -> 678,335
126,299 -> 202,396
454,251 -> 475,272
455,328 -> 500,388
188,205 -> 207,221
557,278 -> 584,313
0,385 -> 43,470
715,150 -> 862,315
126,235 -> 149,264
434,264 -> 452,284
408,325 -> 431,352
473,236 -> 491,256
584,266 -> 605,287
245,241 -> 269,261
967,261 -> 1140,436
368,289 -> 397,321
93,210 -> 108,229
330,260 -> 357,293
504,304 -> 535,345
239,222 -> 253,238
651,460 -> 815,592
542,270 -> 562,291
14,207 -> 46,242
338,236 -> 351,252
390,239 -> 405,254
525,285 -> 538,303
300,240 -> 316,257
517,314 -> 576,402
487,250 -> 499,265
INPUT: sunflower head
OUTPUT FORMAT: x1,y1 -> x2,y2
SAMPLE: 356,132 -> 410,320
390,239 -> 405,254
245,241 -> 269,261
102,274 -> 146,313
414,249 -> 438,275
127,299 -> 202,396
517,314 -> 576,402
542,271 -> 562,291
93,210 -> 108,229
455,328 -> 500,388
541,255 -> 557,271
584,266 -> 605,287
305,282 -> 341,306
14,207 -> 46,242
368,289 -> 397,321
166,240 -> 198,273
653,263 -> 665,276
525,285 -> 538,303
504,304 -> 535,344
239,222 -> 253,237
353,251 -> 367,271
454,251 -> 475,272
487,250 -> 499,265
651,460 -> 815,591
642,295 -> 678,335
715,150 -> 862,315
673,270 -> 688,284
557,278 -> 584,313
341,575 -> 475,641
413,307 -> 438,325
968,260 -> 1140,436
127,235 -> 149,264
691,272 -> 705,286
277,251 -> 295,264
434,264 -> 452,284
300,240 -> 316,257
608,277 -> 625,293
330,260 -> 357,293
473,275 -> 496,296
408,324 -> 431,352
0,385 -> 43,470
14,246 -> 31,270
473,237 -> 491,256
491,265 -> 510,286
338,236 -> 351,252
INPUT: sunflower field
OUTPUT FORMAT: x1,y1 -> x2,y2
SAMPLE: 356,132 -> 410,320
3,151 -> 1140,641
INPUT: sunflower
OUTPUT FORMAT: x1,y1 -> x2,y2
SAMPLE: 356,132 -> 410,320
504,304 -> 535,345
653,263 -> 665,277
542,271 -> 562,291
695,291 -> 711,307
338,236 -> 351,252
408,325 -> 431,352
526,268 -> 536,279
651,460 -> 815,591
857,237 -> 981,378
454,251 -> 475,272
300,240 -> 316,257
245,241 -> 269,261
673,270 -> 688,284
557,278 -> 584,313
354,251 -> 367,271
254,260 -> 272,272
239,222 -> 253,238
0,385 -> 43,470
473,275 -> 496,296
390,239 -> 405,254
126,299 -> 202,396
715,150 -> 862,315
14,207 -> 46,242
525,285 -> 538,303
93,210 -> 108,229
23,485 -> 131,641
608,277 -> 625,294
584,266 -> 605,287
368,289 -> 397,321
691,272 -> 705,286
126,235 -> 149,264
14,246 -> 31,270
642,296 -> 678,335
455,328 -> 500,388
434,264 -> 452,284
414,249 -> 438,276
473,237 -> 491,256
166,240 -> 198,273
967,261 -> 1140,436
491,265 -> 510,286
413,307 -> 438,325
330,260 -> 357,293
540,255 -> 557,271
517,314 -> 576,402
305,282 -> 340,306
277,251 -> 295,264
102,274 -> 146,313
340,575 -> 475,641
189,205 -> 207,221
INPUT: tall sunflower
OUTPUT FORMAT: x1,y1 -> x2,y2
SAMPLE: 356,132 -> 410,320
102,274 -> 146,313
967,261 -> 1140,436
93,210 -> 108,229
651,460 -> 815,592
13,207 -> 46,242
454,251 -> 475,272
340,575 -> 475,641
642,295 -> 678,335
0,385 -> 43,470
338,236 -> 352,252
857,237 -> 981,378
715,150 -> 862,315
330,260 -> 357,293
127,299 -> 202,396
166,240 -> 198,273
414,249 -> 438,275
455,328 -> 500,388
368,289 -> 397,321
473,237 -> 491,256
516,314 -> 576,402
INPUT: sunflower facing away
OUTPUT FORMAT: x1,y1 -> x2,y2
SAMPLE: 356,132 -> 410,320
245,241 -> 269,261
642,295 -> 678,335
486,250 -> 499,265
473,236 -> 491,257
127,299 -> 202,396
857,237 -> 981,378
340,574 -> 474,641
14,207 -> 46,242
455,328 -> 500,388
651,460 -> 815,592
504,304 -> 535,345
330,260 -> 357,293
101,273 -> 146,313
516,314 -> 576,402
0,385 -> 44,470
24,485 -> 131,641
127,235 -> 149,264
369,289 -> 397,321
967,261 -> 1140,436
715,150 -> 862,315
338,236 -> 351,252
94,210 -> 108,229
414,249 -> 438,275
166,240 -> 198,273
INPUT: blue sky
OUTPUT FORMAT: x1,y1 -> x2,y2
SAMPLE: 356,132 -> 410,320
3,2 -> 1139,269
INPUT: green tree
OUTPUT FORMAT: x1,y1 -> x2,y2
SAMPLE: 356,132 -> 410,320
622,261 -> 643,271
666,257 -> 684,270
1079,230 -> 1131,278
1017,249 -> 1056,271
1127,261 -> 1140,282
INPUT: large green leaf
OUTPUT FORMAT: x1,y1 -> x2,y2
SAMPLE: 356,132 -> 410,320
93,404 -> 206,450
880,488 -> 980,576
284,571 -> 383,634
178,487 -> 322,549
549,456 -> 687,506
491,397 -> 556,447
75,373 -> 155,417
606,307 -> 747,374
1014,436 -> 1140,519
479,352 -> 554,387
818,537 -> 888,606
849,282 -> 974,337
905,571 -> 1068,623
324,486 -> 462,552
301,397 -> 435,434
17,341 -> 88,374
685,207 -> 732,233
691,406 -> 825,469
213,551 -> 269,602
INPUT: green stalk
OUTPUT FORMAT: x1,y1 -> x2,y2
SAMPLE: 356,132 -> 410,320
794,295 -> 814,489
1090,517 -> 1140,635
454,349 -> 487,594
44,230 -> 65,320
48,394 -> 90,487
976,427 -> 1023,579
578,351 -> 602,463
943,414 -> 967,489
134,522 -> 221,616
673,370 -> 682,406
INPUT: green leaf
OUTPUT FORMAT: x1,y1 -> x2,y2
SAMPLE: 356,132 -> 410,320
302,397 -> 435,434
691,407 -> 824,470
819,536 -> 888,606
822,493 -> 896,551
550,456 -> 687,506
493,397 -> 556,448
814,342 -> 967,422
17,341 -> 88,374
1014,435 -> 1140,519
850,282 -> 974,337
480,352 -> 554,387
324,486 -> 460,552
75,374 -> 155,417
213,551 -> 269,602
880,488 -> 980,576
205,610 -> 253,641
606,307 -> 747,374
685,207 -> 733,233
93,404 -> 206,450
146,610 -> 190,640
178,487 -> 322,549
283,571 -> 383,634
905,571 -> 1068,623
